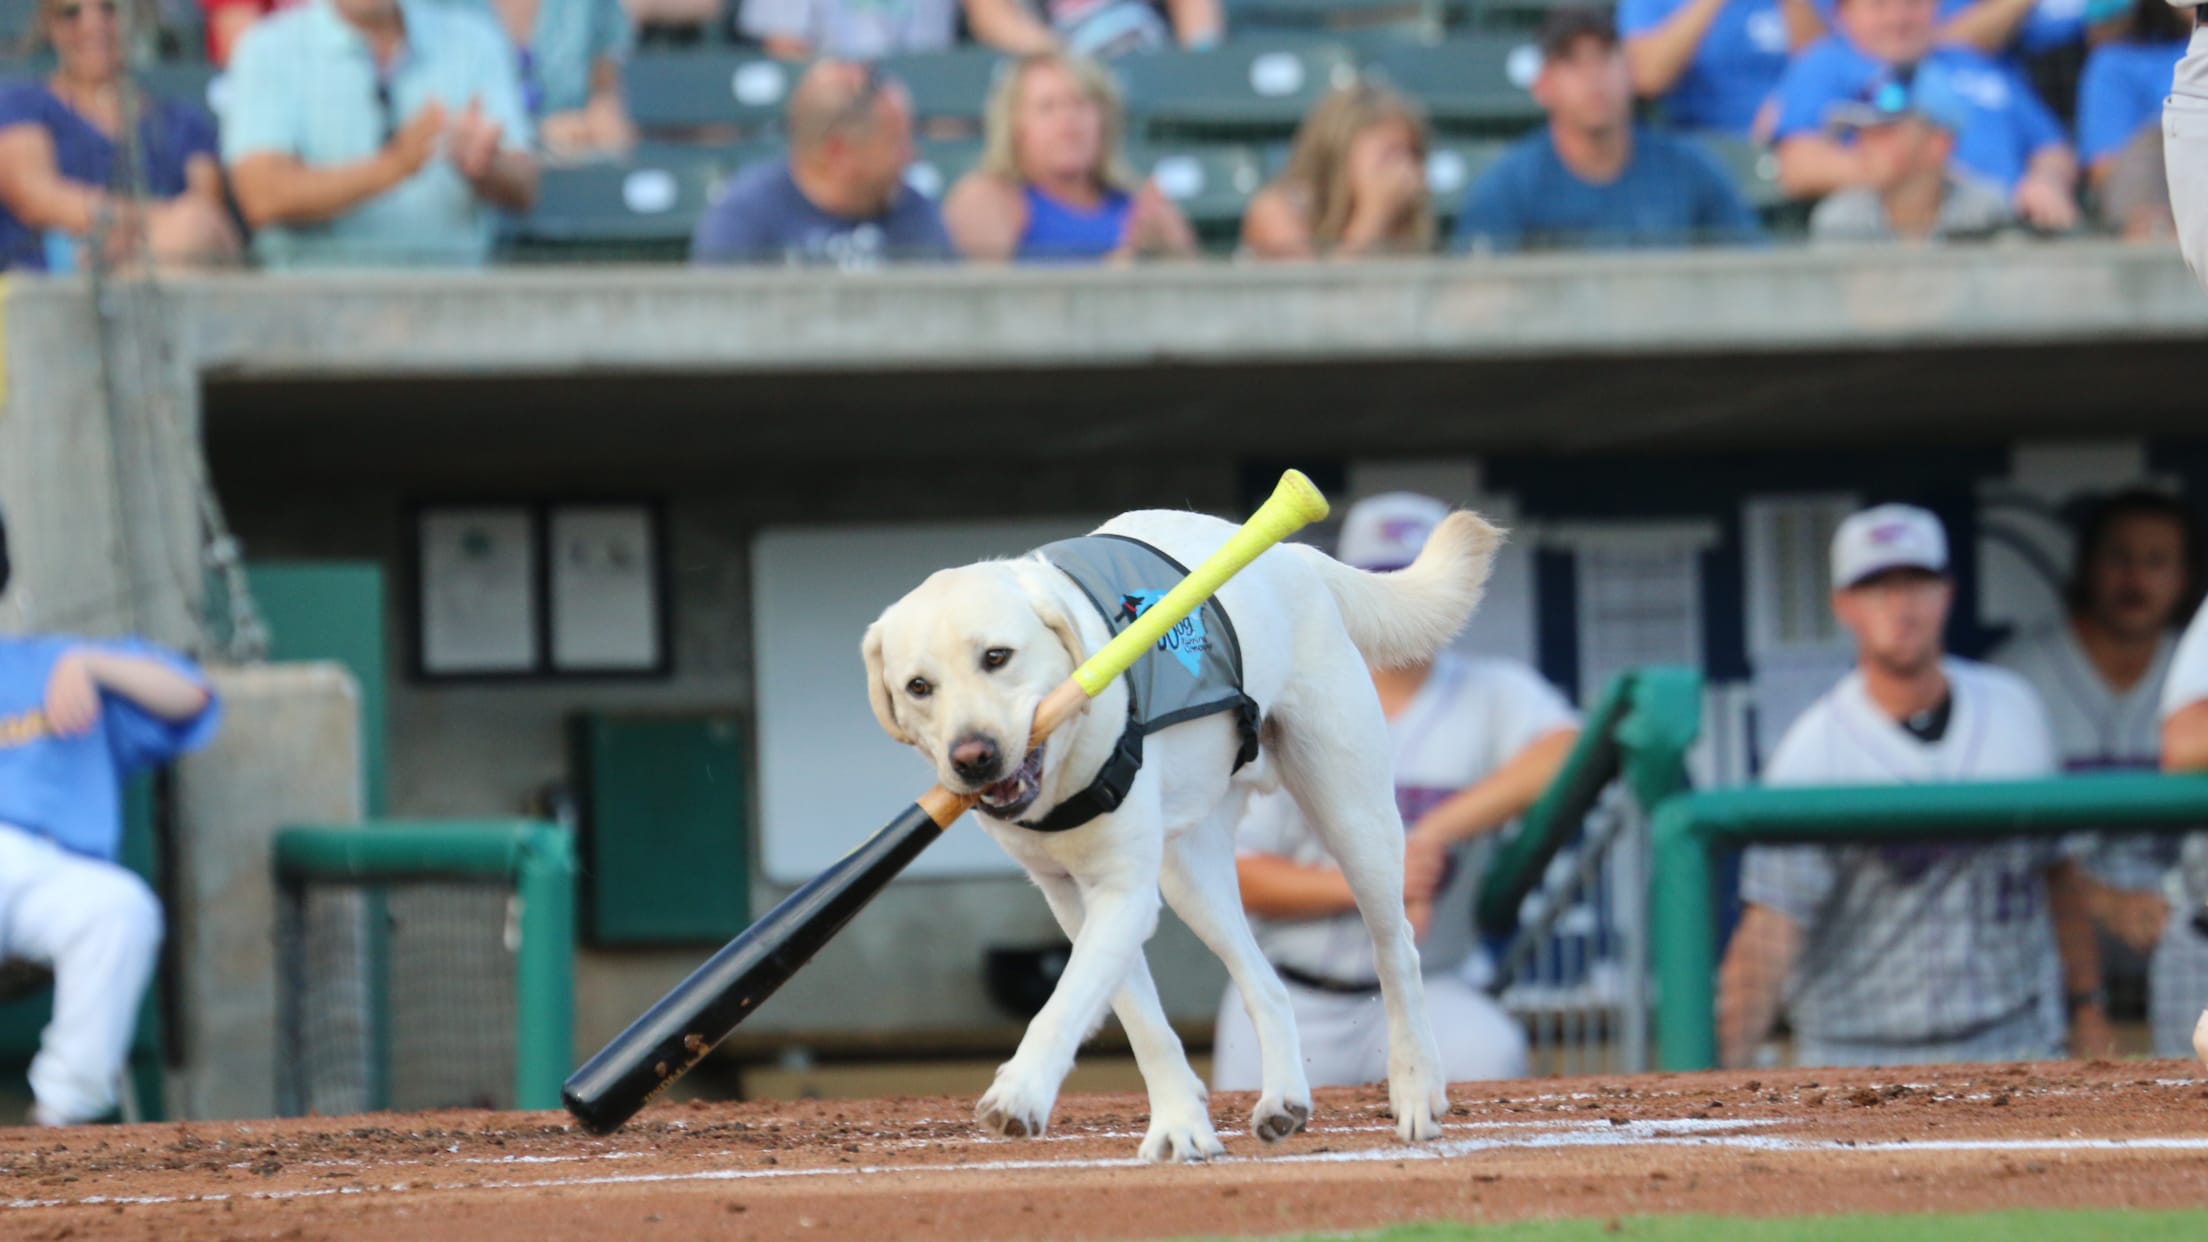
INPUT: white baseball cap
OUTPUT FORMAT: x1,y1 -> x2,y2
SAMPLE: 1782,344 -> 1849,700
1831,503 -> 1948,589
1337,492 -> 1451,571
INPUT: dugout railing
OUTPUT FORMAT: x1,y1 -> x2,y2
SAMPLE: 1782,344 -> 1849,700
273,821 -> 576,1115
1649,775 -> 2208,1070
1471,666 -> 1704,1074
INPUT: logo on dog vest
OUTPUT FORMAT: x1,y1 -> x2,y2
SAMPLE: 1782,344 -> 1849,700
1117,590 -> 1210,678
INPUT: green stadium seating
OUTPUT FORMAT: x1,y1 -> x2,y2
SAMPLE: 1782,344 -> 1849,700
506,152 -> 723,257
905,136 -> 984,201
626,50 -> 795,132
1422,136 -> 1513,210
1116,40 -> 1359,134
1694,132 -> 1786,214
1361,35 -> 1546,133
1130,142 -> 1266,234
135,61 -> 223,116
880,46 -> 1004,126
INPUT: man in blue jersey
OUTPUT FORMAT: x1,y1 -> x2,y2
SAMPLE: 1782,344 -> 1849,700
1457,8 -> 1765,252
1770,0 -> 2078,229
1621,0 -> 1791,137
0,505 -> 220,1125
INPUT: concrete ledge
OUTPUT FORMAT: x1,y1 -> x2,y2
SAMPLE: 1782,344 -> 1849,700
7,243 -> 2206,383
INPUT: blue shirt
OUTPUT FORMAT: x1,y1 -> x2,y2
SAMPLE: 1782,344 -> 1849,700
1618,0 -> 1790,135
221,0 -> 534,268
1454,125 -> 1764,252
690,159 -> 952,266
0,637 -> 219,863
0,82 -> 217,272
2076,39 -> 2186,166
1773,40 -> 2067,192
1016,183 -> 1131,263
1810,0 -> 2087,53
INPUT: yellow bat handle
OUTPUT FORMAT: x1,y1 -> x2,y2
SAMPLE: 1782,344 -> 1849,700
1071,469 -> 1330,698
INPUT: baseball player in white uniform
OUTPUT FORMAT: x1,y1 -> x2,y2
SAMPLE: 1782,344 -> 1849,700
1213,493 -> 1580,1091
0,506 -> 221,1125
1991,490 -> 2208,1059
2167,2 -> 2208,287
2154,594 -> 2208,1065
1718,504 -> 2111,1069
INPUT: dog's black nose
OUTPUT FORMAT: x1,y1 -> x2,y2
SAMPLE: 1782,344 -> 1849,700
950,735 -> 1002,784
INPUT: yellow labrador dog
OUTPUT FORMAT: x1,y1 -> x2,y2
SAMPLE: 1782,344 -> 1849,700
862,506 -> 1501,1161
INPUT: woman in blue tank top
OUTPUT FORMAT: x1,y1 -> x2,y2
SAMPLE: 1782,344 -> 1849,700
944,52 -> 1196,264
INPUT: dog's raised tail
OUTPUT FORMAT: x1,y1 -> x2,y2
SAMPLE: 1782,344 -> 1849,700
1308,511 -> 1505,670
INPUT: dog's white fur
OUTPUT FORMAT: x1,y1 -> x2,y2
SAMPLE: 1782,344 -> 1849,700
861,507 -> 1503,1161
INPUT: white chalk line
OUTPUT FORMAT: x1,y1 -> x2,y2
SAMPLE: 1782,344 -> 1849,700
11,1114 -> 2208,1213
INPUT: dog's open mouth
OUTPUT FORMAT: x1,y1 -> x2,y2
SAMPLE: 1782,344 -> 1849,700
975,745 -> 1045,819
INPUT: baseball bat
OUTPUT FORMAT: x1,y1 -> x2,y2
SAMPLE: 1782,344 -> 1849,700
561,470 -> 1331,1135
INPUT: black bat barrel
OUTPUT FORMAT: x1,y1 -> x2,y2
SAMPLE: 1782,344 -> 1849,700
562,802 -> 943,1134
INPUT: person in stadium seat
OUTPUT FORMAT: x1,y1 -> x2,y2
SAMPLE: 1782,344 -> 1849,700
740,0 -> 957,58
222,0 -> 540,268
691,60 -> 951,266
1998,489 -> 2205,1060
1241,83 -> 1435,260
0,503 -> 221,1127
1807,65 -> 2020,241
942,51 -> 1195,263
1213,493 -> 1578,1092
479,0 -> 637,161
2076,0 -> 2189,239
1454,8 -> 1764,253
1780,0 -> 2088,57
962,0 -> 1220,60
1716,504 -> 2112,1069
0,0 -> 239,273
1769,0 -> 2078,229
1620,0 -> 1791,138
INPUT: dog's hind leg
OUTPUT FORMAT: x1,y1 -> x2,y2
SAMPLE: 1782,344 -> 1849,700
1028,871 -> 1223,1163
1161,815 -> 1313,1144
1272,662 -> 1449,1142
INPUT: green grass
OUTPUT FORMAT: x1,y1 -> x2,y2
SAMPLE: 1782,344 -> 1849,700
1237,1212 -> 2208,1242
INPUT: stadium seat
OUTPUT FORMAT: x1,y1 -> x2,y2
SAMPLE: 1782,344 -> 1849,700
1422,138 -> 1513,210
1226,0 -> 1436,32
1693,132 -> 1786,214
506,152 -> 723,258
1361,35 -> 1545,134
626,50 -> 795,133
135,61 -> 224,117
879,47 -> 1004,127
1130,143 -> 1265,235
1116,40 -> 1359,135
905,136 -> 983,201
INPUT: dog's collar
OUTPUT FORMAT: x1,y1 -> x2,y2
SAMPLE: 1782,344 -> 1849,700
1016,712 -> 1144,833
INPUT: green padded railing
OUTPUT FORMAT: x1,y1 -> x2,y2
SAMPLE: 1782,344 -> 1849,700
273,820 -> 576,1111
1649,773 -> 2208,1071
1476,665 -> 1704,940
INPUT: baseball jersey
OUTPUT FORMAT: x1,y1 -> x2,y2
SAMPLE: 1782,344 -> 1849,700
0,636 -> 220,862
1991,623 -> 2177,890
1237,654 -> 1578,982
1743,658 -> 2063,1049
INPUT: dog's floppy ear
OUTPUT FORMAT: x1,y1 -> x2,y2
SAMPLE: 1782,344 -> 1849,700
1020,570 -> 1089,675
861,619 -> 915,746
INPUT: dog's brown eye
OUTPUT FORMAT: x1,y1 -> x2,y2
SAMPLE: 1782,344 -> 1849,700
905,677 -> 932,699
982,648 -> 1012,671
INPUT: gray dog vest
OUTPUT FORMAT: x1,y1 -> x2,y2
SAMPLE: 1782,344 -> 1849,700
1020,534 -> 1262,833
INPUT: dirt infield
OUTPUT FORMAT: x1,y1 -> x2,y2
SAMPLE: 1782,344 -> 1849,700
5,1061 -> 2206,1241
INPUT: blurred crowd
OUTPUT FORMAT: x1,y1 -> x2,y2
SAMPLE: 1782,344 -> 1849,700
0,0 -> 2189,266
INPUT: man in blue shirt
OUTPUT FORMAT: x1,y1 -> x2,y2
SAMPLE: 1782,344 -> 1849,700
1621,0 -> 1791,136
1770,0 -> 2078,229
1456,9 -> 1764,252
691,60 -> 953,267
222,0 -> 540,267
0,506 -> 220,1126
2076,0 -> 2189,237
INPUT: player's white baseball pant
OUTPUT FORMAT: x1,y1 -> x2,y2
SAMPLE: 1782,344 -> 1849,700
2166,20 -> 2208,286
0,823 -> 162,1125
1210,972 -> 1528,1092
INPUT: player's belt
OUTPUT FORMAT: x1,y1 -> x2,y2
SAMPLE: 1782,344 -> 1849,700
1275,963 -> 1383,996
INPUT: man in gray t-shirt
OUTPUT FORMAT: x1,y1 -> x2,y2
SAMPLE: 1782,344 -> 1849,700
690,60 -> 952,268
1809,64 -> 2021,244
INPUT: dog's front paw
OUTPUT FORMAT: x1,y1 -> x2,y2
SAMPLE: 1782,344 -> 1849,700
1249,1092 -> 1311,1144
1385,1068 -> 1444,1142
1138,1102 -> 1225,1164
975,1066 -> 1059,1140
